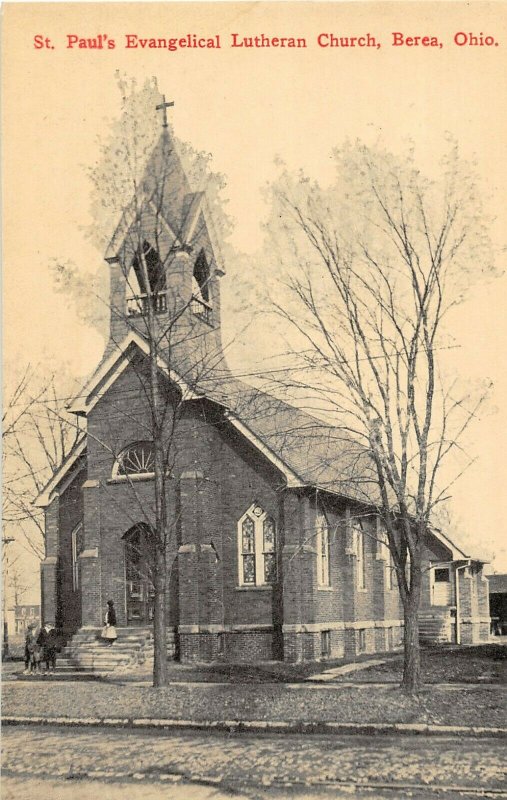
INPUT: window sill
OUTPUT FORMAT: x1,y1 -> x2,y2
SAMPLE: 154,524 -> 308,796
357,587 -> 368,593
236,585 -> 274,591
107,474 -> 155,484
317,585 -> 333,591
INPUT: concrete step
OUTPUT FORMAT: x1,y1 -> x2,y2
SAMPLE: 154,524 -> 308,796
62,626 -> 173,674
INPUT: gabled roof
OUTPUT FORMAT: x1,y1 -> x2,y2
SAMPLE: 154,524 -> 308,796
41,335 -> 471,558
34,436 -> 87,507
202,377 -> 468,559
68,331 -> 202,416
222,382 -> 378,503
429,529 -> 468,560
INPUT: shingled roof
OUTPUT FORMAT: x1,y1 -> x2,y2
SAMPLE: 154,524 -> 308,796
212,376 -> 381,505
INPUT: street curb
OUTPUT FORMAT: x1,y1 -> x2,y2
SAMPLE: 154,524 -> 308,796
3,715 -> 507,738
2,768 -> 506,798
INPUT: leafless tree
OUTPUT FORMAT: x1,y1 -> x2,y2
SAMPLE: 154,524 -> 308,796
3,367 -> 81,561
9,565 -> 29,611
51,75 -> 234,687
262,140 -> 495,693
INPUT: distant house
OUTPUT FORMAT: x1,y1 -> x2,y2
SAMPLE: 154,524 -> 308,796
488,574 -> 507,635
13,604 -> 40,635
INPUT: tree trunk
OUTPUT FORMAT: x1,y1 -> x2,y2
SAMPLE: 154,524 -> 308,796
401,597 -> 421,694
139,249 -> 169,688
152,548 -> 168,686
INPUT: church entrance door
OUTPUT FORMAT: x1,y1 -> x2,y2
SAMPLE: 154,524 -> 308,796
124,524 -> 156,625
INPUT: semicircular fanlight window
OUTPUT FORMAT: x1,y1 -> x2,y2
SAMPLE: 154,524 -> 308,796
117,441 -> 155,476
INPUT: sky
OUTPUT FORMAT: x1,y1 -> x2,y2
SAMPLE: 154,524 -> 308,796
2,1 -> 507,604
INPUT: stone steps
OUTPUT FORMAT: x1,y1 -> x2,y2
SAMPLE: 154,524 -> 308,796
419,610 -> 452,644
61,626 -> 173,674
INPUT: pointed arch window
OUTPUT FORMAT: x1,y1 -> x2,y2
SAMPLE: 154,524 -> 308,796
316,510 -> 330,586
238,504 -> 277,586
113,441 -> 155,478
127,241 -> 167,316
71,522 -> 83,591
191,249 -> 213,324
355,521 -> 367,591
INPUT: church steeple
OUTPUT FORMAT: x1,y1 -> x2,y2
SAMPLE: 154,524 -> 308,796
103,104 -> 226,381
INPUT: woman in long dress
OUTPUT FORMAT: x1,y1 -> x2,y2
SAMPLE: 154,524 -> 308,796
102,599 -> 117,644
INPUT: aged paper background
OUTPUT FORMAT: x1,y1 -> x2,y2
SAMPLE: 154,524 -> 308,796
2,1 -> 507,595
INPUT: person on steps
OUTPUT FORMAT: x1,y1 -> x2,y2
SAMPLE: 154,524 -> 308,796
101,600 -> 117,645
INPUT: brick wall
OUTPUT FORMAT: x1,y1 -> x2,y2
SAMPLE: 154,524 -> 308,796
54,355 -> 471,662
65,362 -> 286,661
42,470 -> 86,635
58,472 -> 86,633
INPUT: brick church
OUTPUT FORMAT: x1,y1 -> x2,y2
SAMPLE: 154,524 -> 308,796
37,122 -> 490,663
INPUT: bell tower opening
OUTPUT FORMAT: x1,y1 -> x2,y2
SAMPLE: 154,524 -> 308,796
127,240 -> 167,317
191,249 -> 212,324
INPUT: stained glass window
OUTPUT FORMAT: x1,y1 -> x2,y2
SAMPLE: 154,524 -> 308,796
263,518 -> 275,551
241,517 -> 256,584
242,517 -> 255,552
264,554 -> 276,583
263,517 -> 276,583
242,555 -> 256,584
238,505 -> 277,586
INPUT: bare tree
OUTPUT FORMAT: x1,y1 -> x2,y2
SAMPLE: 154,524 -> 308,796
50,76 -> 233,687
262,140 -> 494,693
9,564 -> 29,611
3,367 -> 82,561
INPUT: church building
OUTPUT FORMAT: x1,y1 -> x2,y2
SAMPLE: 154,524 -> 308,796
36,120 -> 490,664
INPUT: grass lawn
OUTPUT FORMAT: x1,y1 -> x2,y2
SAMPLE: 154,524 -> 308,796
109,652 -> 401,684
333,644 -> 507,685
3,679 -> 505,729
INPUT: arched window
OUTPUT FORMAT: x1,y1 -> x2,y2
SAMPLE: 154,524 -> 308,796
355,521 -> 367,591
124,523 -> 156,623
316,510 -> 330,587
132,240 -> 166,294
127,241 -> 167,317
192,249 -> 211,303
237,503 -> 277,586
71,522 -> 83,591
113,441 -> 155,478
191,250 -> 213,324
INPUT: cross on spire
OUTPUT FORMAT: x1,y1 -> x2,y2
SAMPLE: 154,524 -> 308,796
156,95 -> 174,129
